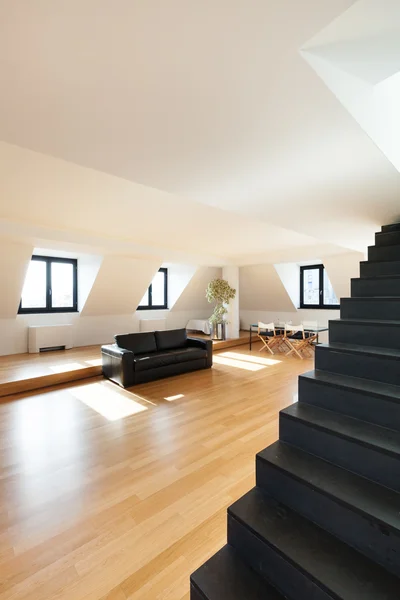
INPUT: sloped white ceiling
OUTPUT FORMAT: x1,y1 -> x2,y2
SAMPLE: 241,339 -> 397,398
172,266 -> 222,312
0,141 -> 330,264
323,251 -> 365,300
0,240 -> 33,317
81,256 -> 161,316
239,265 -> 296,312
302,0 -> 400,173
0,1 -> 399,259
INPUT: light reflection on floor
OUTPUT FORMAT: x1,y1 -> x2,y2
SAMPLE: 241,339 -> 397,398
213,355 -> 265,371
164,394 -> 185,401
85,358 -> 103,366
70,381 -> 148,421
220,351 -> 281,366
49,362 -> 86,373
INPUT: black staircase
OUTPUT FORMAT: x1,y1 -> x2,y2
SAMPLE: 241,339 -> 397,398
190,223 -> 400,599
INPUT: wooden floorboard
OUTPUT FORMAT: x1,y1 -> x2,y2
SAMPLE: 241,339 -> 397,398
0,334 -> 257,398
0,343 -> 312,599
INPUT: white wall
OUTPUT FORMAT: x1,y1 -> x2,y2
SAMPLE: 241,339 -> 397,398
240,264 -> 296,312
0,251 -> 221,355
81,256 -> 161,316
0,240 -> 33,318
274,262 -> 300,308
240,252 -> 363,344
172,266 -> 222,314
164,263 -> 197,309
323,251 -> 365,300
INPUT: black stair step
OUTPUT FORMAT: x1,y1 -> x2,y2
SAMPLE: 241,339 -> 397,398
256,441 -> 400,576
315,342 -> 400,386
368,245 -> 400,262
228,487 -> 400,600
329,318 -> 400,350
360,259 -> 400,278
375,231 -> 400,247
190,545 -> 284,600
299,369 -> 400,431
280,403 -> 400,491
341,297 -> 400,320
382,223 -> 400,234
351,276 -> 400,297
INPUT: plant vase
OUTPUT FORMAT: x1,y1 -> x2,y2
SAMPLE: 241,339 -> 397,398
211,321 -> 226,341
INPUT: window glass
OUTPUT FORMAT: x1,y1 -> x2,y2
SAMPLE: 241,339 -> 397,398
302,268 -> 320,305
51,262 -> 74,308
151,271 -> 166,306
19,256 -> 77,313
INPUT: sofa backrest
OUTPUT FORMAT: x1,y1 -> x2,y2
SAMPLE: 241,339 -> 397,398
115,332 -> 157,354
155,328 -> 187,351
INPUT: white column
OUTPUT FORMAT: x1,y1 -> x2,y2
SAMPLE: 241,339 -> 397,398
222,266 -> 240,339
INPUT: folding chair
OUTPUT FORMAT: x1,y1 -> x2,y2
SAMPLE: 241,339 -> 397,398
283,324 -> 309,359
257,322 -> 281,354
302,320 -> 319,352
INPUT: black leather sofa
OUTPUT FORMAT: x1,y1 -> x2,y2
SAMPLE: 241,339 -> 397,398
101,328 -> 213,387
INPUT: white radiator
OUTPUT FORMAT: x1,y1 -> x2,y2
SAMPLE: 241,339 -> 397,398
28,325 -> 73,353
139,319 -> 166,333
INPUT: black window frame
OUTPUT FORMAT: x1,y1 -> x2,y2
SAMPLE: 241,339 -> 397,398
18,255 -> 78,314
299,264 -> 339,310
137,268 -> 168,311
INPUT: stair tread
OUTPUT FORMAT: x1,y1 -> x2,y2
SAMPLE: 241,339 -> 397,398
229,487 -> 400,599
318,342 -> 400,359
353,274 -> 400,280
191,545 -> 284,600
332,318 -> 400,326
281,403 -> 400,457
300,369 -> 400,400
258,441 -> 400,532
342,296 -> 400,301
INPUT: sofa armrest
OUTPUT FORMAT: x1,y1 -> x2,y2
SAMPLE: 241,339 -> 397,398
187,337 -> 213,368
101,344 -> 135,387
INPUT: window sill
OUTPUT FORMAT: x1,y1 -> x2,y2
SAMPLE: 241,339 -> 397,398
136,307 -> 169,311
297,306 -> 340,311
18,309 -> 79,315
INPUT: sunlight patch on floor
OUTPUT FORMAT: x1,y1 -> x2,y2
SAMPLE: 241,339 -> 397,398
220,351 -> 281,366
164,394 -> 185,401
49,362 -> 85,373
85,358 -> 103,366
70,381 -> 148,420
213,355 -> 265,371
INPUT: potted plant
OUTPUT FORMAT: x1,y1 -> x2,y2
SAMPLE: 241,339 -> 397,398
206,278 -> 236,340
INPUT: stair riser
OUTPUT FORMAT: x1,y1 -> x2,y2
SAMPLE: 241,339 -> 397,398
329,321 -> 400,350
298,376 -> 400,431
382,223 -> 400,234
279,414 -> 400,492
341,298 -> 400,320
375,231 -> 400,247
256,459 -> 400,576
228,514 -> 331,600
351,277 -> 400,297
360,261 -> 400,278
315,346 -> 400,385
368,245 -> 400,262
190,585 -> 205,600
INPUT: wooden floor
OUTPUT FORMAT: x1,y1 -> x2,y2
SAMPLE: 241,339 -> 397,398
0,332 -> 257,398
0,343 -> 312,599
0,346 -> 103,398
0,346 -> 103,383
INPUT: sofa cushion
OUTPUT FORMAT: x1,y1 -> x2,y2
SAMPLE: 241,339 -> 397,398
155,328 -> 188,351
115,332 -> 157,354
134,347 -> 207,372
